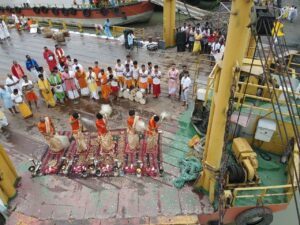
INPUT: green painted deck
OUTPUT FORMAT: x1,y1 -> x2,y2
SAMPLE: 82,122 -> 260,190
234,149 -> 288,207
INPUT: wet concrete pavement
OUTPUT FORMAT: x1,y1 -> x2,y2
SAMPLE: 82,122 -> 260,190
0,30 -> 213,224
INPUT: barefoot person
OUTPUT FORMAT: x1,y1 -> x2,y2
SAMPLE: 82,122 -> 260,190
37,116 -> 55,140
181,71 -> 191,107
0,85 -> 18,115
49,67 -> 65,104
168,63 -> 179,99
38,74 -> 56,108
11,88 -> 33,119
69,112 -> 87,152
21,75 -> 38,110
152,65 -> 161,98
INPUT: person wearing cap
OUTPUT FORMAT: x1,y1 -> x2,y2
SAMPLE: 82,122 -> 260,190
37,73 -> 56,108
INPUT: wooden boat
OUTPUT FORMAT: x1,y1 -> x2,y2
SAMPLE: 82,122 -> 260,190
0,1 -> 154,27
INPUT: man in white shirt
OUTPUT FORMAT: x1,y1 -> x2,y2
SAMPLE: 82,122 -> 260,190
6,74 -> 20,92
132,61 -> 140,87
181,23 -> 188,32
124,55 -> 133,69
72,58 -> 83,72
210,39 -> 221,65
152,65 -> 162,98
138,64 -> 148,91
115,59 -> 125,88
181,72 -> 191,107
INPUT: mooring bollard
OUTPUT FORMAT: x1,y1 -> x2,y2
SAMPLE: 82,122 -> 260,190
48,20 -> 53,28
95,26 -> 100,35
78,23 -> 83,33
62,22 -> 67,30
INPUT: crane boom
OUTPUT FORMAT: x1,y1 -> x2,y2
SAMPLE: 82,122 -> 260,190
193,0 -> 254,203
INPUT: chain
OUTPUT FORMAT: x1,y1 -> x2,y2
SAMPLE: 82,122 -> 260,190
218,80 -> 237,225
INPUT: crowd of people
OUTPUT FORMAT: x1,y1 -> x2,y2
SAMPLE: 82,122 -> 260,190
0,44 -> 192,122
280,5 -> 298,22
176,22 -> 226,63
0,18 -> 10,42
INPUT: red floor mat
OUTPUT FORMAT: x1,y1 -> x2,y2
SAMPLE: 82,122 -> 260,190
40,129 -> 163,177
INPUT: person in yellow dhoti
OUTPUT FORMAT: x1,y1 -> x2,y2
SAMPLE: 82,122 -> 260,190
11,89 -> 33,119
0,145 -> 20,206
37,74 -> 56,108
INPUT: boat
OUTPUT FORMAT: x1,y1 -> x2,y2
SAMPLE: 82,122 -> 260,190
190,2 -> 300,225
0,1 -> 154,27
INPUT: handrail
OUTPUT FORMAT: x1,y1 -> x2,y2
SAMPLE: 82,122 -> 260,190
232,184 -> 293,206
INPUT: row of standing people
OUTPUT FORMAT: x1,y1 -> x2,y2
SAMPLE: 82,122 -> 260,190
176,22 -> 226,60
1,47 -> 192,120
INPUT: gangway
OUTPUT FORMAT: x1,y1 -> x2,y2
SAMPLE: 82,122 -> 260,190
150,0 -> 211,20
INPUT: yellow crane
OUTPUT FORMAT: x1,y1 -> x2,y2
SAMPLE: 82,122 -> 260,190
163,0 -> 254,202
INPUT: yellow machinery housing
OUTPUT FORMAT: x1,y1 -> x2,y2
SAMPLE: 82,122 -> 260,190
232,138 -> 258,182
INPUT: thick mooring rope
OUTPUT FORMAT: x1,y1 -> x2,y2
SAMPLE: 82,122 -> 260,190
173,156 -> 202,189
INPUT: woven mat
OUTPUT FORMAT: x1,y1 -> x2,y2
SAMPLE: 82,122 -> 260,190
40,129 -> 162,177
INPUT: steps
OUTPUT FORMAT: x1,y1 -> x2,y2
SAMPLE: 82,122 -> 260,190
150,0 -> 211,20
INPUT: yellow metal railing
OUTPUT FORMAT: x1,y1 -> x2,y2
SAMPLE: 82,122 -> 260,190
204,72 -> 300,118
232,184 -> 294,206
111,26 -> 144,39
24,18 -> 145,38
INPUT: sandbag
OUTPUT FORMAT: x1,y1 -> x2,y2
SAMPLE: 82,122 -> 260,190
53,32 -> 65,42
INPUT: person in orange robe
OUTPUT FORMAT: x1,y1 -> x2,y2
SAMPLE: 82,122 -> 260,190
69,112 -> 87,151
127,109 -> 135,132
95,113 -> 108,136
69,112 -> 81,134
100,69 -> 111,102
147,62 -> 153,94
75,67 -> 90,96
93,61 -> 101,90
37,116 -> 55,138
148,115 -> 160,136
